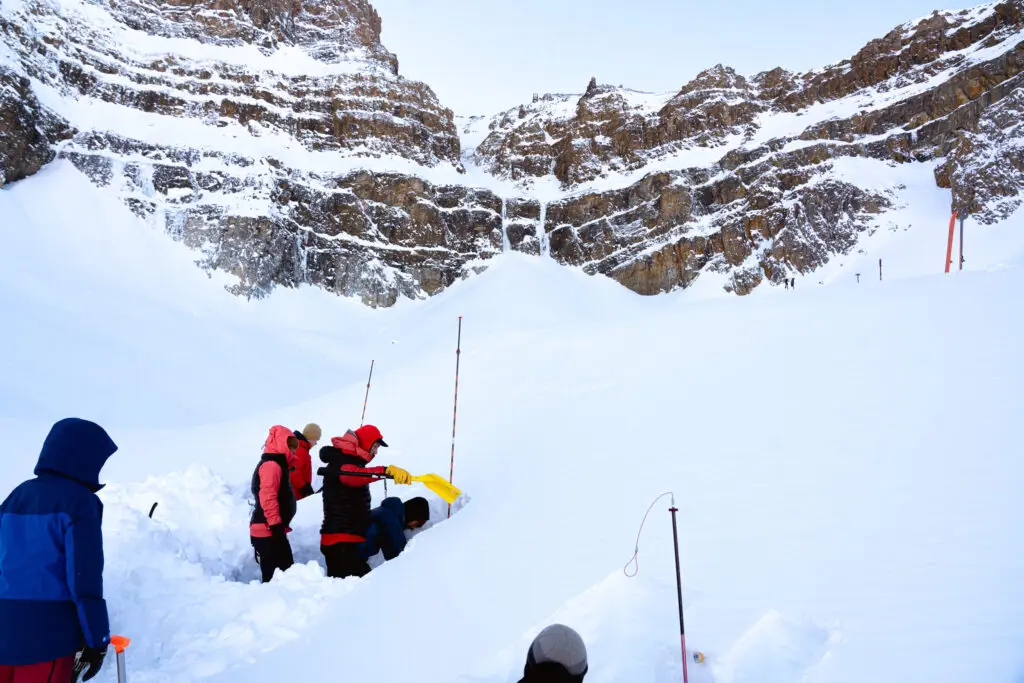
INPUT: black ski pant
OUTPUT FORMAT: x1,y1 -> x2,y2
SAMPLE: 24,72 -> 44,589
321,542 -> 370,579
252,534 -> 294,583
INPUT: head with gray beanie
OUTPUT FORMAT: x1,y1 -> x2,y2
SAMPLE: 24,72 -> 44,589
517,624 -> 588,683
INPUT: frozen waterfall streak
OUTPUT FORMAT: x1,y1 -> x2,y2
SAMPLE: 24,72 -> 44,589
623,492 -> 690,683
501,198 -> 510,252
538,201 -> 548,256
447,316 -> 462,519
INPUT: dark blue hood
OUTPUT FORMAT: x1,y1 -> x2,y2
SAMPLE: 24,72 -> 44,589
34,418 -> 117,490
380,496 -> 406,525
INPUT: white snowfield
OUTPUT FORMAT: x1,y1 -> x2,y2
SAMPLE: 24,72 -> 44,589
1,161 -> 1023,683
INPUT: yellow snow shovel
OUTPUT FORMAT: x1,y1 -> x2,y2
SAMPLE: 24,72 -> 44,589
331,470 -> 462,504
407,473 -> 462,504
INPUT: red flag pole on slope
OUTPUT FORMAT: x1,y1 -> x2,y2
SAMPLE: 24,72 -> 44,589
945,210 -> 958,273
448,316 -> 462,519
624,492 -> 699,683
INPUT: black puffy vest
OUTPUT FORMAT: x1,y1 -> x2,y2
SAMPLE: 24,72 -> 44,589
318,446 -> 373,538
249,453 -> 297,528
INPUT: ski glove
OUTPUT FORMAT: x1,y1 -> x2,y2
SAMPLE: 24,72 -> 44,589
386,465 -> 412,485
270,523 -> 287,540
299,483 -> 316,499
79,645 -> 107,682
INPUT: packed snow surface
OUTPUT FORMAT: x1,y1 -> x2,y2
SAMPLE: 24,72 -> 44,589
1,162 -> 1023,683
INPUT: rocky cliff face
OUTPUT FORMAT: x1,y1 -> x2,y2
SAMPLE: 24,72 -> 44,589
1,0 -> 1022,303
468,1 -> 1024,294
0,0 -> 492,305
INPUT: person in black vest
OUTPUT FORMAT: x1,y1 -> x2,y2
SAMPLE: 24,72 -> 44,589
249,425 -> 299,583
317,424 -> 411,579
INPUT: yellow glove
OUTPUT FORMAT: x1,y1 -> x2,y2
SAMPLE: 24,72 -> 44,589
386,465 -> 412,485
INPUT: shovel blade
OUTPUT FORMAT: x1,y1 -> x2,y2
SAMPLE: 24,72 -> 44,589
411,474 -> 462,504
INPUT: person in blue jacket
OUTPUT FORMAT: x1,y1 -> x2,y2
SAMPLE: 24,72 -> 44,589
0,418 -> 116,683
358,496 -> 430,563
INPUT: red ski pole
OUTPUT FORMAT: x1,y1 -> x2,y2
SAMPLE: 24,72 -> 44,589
447,316 -> 462,519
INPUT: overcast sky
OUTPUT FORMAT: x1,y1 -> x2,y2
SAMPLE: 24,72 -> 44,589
369,0 -> 978,117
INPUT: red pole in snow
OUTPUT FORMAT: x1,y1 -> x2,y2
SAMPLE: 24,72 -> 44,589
945,211 -> 958,273
447,316 -> 462,519
670,505 -> 689,683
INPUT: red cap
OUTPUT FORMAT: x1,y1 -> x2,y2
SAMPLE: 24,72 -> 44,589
354,424 -> 388,451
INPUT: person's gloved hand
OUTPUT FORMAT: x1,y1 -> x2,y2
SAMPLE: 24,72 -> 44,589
386,465 -> 411,485
299,483 -> 315,499
270,523 -> 287,540
79,644 -> 107,682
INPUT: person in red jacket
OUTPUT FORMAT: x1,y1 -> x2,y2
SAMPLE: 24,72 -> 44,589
249,425 -> 299,583
290,423 -> 320,500
316,424 -> 412,579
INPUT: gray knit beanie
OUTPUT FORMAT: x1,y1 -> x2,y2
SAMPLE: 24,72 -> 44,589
523,624 -> 588,682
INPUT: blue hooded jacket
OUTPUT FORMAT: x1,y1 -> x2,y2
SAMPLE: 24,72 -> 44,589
358,497 -> 408,561
0,418 -> 116,665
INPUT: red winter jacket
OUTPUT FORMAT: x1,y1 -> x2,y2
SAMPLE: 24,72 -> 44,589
290,432 -> 315,500
249,425 -> 298,538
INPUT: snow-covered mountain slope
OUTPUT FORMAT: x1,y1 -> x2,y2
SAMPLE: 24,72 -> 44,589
1,0 -> 1024,305
2,159 -> 1024,683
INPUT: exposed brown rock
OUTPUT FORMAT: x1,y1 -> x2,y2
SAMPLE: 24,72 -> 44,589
0,67 -> 68,186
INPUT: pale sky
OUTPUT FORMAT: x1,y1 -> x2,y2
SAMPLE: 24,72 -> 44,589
369,0 -> 978,117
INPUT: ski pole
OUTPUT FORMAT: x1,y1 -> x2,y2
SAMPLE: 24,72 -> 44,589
448,316 -> 462,519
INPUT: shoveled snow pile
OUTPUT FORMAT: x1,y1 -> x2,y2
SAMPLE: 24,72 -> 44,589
1,162 -> 1023,683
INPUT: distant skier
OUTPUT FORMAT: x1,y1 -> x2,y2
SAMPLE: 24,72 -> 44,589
290,423 -> 321,500
249,425 -> 300,583
0,418 -> 116,683
317,425 -> 412,579
517,624 -> 589,683
357,496 -> 430,564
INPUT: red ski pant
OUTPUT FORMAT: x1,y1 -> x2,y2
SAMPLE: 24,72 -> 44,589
0,657 -> 75,683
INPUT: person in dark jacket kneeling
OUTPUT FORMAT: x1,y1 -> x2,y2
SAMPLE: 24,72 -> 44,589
518,624 -> 588,683
357,496 -> 430,564
0,418 -> 117,683
249,425 -> 300,583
